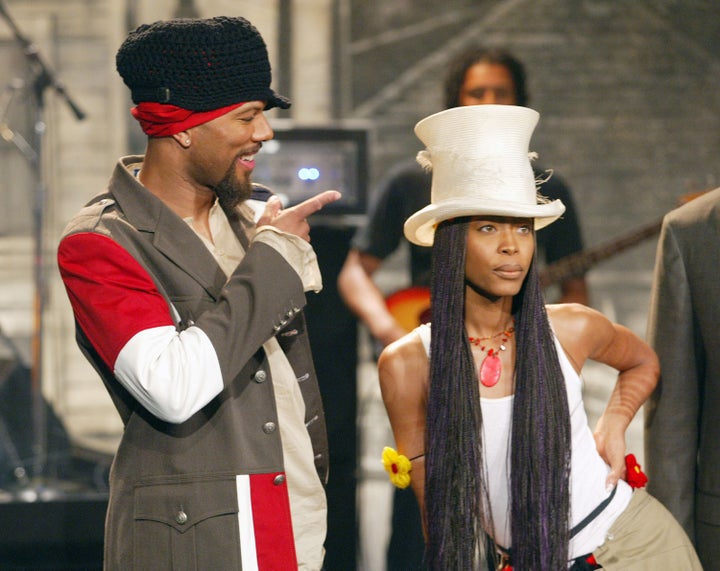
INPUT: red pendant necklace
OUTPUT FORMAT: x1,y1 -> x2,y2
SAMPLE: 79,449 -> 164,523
468,321 -> 515,388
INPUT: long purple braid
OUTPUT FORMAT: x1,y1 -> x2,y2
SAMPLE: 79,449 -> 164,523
425,219 -> 487,569
510,247 -> 571,569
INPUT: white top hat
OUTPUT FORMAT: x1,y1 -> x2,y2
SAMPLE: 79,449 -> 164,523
403,105 -> 566,246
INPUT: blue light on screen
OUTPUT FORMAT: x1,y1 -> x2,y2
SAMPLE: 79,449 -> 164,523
297,167 -> 320,181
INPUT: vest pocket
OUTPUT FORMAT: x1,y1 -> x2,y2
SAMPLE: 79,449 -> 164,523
133,475 -> 241,570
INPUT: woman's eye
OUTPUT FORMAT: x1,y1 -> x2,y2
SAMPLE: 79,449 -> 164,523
474,222 -> 496,231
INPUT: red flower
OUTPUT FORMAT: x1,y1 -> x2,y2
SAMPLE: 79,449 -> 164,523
625,453 -> 648,488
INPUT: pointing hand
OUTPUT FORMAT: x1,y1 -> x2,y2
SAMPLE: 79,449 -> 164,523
257,190 -> 342,242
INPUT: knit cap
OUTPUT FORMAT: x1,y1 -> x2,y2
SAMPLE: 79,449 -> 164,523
116,16 -> 290,111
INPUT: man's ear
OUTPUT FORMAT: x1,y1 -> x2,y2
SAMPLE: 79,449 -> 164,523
172,131 -> 192,148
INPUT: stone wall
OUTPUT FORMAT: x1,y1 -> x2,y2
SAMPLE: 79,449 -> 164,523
1,0 -> 718,457
350,0 -> 720,275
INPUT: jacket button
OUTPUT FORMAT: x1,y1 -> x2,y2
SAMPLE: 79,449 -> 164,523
262,422 -> 276,434
175,510 -> 188,525
253,370 -> 267,383
273,474 -> 285,486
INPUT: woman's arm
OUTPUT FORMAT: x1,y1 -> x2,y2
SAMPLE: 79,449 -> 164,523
378,333 -> 430,529
549,304 -> 660,485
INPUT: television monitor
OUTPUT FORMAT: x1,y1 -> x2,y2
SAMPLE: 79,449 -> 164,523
253,125 -> 369,217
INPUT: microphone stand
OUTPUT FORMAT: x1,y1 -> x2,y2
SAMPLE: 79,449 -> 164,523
0,0 -> 85,497
0,78 -> 38,165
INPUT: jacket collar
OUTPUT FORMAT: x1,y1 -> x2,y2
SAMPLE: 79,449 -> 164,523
108,156 -> 251,300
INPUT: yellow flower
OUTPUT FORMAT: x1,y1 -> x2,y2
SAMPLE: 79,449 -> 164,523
382,446 -> 412,489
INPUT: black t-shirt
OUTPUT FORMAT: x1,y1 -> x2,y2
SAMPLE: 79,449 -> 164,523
352,158 -> 585,287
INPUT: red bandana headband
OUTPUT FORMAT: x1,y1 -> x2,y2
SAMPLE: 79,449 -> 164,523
131,101 -> 246,137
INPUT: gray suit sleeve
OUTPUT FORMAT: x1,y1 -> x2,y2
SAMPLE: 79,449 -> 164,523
198,242 -> 306,384
644,217 -> 699,541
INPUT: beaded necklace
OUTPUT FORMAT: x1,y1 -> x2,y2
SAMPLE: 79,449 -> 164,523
468,321 -> 515,387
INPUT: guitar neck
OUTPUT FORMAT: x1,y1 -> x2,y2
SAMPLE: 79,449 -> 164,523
539,217 -> 662,287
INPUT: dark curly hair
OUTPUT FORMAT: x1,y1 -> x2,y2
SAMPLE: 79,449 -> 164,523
443,46 -> 529,109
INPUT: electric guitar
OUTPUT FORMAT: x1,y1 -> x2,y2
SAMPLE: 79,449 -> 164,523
538,190 -> 704,287
538,216 -> 663,288
385,191 -> 705,332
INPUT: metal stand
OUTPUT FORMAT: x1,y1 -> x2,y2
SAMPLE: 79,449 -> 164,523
0,0 -> 85,494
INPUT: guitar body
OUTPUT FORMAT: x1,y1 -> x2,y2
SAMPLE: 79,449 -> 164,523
385,286 -> 431,333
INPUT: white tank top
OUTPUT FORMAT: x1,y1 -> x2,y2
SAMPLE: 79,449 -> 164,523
415,323 -> 632,559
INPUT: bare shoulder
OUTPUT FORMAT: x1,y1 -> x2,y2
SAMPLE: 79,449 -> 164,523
546,303 -> 615,367
547,303 -> 613,336
378,330 -> 429,404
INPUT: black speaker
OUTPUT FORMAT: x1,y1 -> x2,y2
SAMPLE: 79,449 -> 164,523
0,357 -> 72,488
0,356 -> 108,568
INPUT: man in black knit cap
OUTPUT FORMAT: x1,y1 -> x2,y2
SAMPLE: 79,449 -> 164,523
57,16 -> 339,570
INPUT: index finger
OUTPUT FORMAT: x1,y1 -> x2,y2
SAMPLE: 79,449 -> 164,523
291,190 -> 342,218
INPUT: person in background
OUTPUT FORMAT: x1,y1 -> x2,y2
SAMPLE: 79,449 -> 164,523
379,104 -> 700,570
57,16 -> 339,570
644,186 -> 720,569
338,45 -> 588,570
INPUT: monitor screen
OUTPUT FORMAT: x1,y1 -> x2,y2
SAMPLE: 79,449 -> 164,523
253,126 -> 369,216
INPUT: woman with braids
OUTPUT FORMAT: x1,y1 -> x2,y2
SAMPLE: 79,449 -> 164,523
378,105 -> 700,570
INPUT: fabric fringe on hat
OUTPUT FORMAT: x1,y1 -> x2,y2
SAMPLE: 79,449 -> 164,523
417,148 -> 553,198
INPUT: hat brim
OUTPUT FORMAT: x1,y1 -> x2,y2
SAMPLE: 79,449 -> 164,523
403,198 -> 566,247
266,90 -> 291,110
